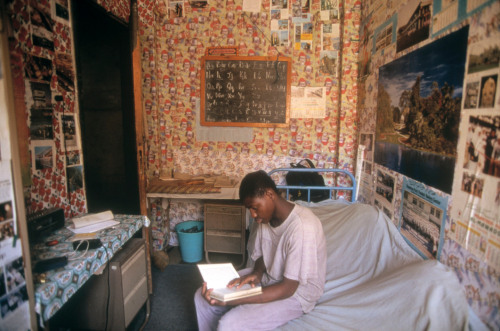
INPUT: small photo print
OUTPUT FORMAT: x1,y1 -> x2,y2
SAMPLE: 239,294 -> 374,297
0,285 -> 28,318
29,81 -> 53,140
362,160 -> 372,175
33,145 -> 55,170
66,150 -> 80,166
168,0 -> 184,18
0,201 -> 13,221
468,42 -> 500,74
460,172 -> 484,198
4,257 -> 25,292
360,133 -> 374,161
0,220 -> 15,241
61,114 -> 78,149
30,0 -> 54,51
54,52 -> 74,92
479,74 -> 497,108
375,170 -> 395,204
25,54 -> 53,83
30,111 -> 53,140
66,165 -> 83,192
319,50 -> 338,76
464,81 -> 480,109
51,0 -> 70,23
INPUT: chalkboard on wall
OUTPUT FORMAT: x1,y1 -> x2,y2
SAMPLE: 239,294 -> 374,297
201,56 -> 291,127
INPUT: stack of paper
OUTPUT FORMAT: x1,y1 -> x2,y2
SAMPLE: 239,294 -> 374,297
68,210 -> 119,234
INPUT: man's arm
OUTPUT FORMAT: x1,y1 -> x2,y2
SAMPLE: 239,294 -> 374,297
204,256 -> 299,306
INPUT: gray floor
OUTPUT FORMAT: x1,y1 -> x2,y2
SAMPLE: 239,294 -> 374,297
167,245 -> 247,268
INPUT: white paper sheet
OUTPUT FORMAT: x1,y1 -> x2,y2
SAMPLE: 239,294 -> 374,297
68,219 -> 119,234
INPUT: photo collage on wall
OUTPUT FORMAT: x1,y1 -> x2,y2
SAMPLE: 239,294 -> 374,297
360,0 -> 499,266
450,33 -> 500,269
24,0 -> 84,209
0,48 -> 29,327
355,0 -> 499,328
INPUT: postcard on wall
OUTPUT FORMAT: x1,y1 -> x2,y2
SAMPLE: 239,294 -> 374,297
28,81 -> 53,141
321,23 -> 340,51
168,0 -> 184,18
374,168 -> 396,221
24,54 -> 53,83
373,16 -> 396,54
29,0 -> 54,51
358,161 -> 374,205
243,0 -> 262,13
66,150 -> 80,166
399,177 -> 448,260
59,113 -> 80,151
54,52 -> 74,92
360,133 -> 374,162
51,0 -> 70,24
432,0 -> 459,36
290,86 -> 326,118
320,0 -> 339,21
67,165 -> 84,192
467,39 -> 500,75
294,22 -> 313,51
31,140 -> 55,171
374,197 -> 394,222
396,0 -> 431,53
319,50 -> 338,76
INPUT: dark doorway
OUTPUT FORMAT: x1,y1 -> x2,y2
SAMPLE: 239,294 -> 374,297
72,0 -> 140,214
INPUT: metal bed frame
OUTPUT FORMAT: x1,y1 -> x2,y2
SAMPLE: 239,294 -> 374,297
267,168 -> 357,203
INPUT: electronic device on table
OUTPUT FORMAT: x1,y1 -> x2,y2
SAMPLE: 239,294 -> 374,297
27,207 -> 65,243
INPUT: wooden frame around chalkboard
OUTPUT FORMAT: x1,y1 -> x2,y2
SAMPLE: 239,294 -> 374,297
201,55 -> 291,128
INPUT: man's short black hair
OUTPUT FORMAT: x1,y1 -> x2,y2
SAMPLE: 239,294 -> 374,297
239,170 -> 278,202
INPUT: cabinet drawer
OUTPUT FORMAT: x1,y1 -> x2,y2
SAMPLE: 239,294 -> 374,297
206,234 -> 243,253
204,204 -> 245,232
205,204 -> 243,215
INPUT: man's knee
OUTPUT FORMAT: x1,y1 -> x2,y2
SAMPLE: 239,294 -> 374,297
217,311 -> 244,331
194,287 -> 204,308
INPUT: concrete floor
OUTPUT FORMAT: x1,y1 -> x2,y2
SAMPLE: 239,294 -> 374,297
167,245 -> 247,269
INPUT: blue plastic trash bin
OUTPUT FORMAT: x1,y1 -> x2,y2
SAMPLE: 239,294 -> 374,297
175,221 -> 204,263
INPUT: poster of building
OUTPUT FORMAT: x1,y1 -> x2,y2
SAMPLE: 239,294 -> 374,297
400,177 -> 448,259
396,0 -> 431,53
374,168 -> 396,221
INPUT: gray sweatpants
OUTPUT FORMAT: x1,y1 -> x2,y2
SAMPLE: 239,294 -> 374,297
194,268 -> 304,331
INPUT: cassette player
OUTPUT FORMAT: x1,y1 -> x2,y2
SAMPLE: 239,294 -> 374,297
27,207 -> 65,243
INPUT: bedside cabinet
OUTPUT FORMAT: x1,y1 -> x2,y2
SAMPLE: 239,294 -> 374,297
204,202 -> 246,268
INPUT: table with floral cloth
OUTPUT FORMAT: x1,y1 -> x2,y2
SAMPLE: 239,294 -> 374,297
30,214 -> 150,323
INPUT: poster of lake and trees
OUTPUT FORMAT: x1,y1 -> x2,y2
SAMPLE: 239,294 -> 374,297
375,27 -> 469,194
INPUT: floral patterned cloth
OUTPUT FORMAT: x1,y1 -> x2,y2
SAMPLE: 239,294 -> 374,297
31,214 -> 149,322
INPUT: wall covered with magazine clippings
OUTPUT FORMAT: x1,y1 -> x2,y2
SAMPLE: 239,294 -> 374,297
7,0 -> 498,327
357,0 -> 500,328
6,0 -> 358,253
136,0 -> 359,251
6,0 -> 129,218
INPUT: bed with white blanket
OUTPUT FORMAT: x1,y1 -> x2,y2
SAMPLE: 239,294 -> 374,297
245,168 -> 480,330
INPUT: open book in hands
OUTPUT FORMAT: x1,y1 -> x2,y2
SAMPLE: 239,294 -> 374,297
197,263 -> 262,302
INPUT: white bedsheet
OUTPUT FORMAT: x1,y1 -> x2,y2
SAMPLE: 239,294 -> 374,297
246,200 -> 469,330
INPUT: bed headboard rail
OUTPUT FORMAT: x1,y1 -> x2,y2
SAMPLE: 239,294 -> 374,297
267,168 -> 357,202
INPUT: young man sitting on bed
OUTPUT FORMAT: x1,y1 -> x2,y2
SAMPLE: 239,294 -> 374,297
194,170 -> 327,331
